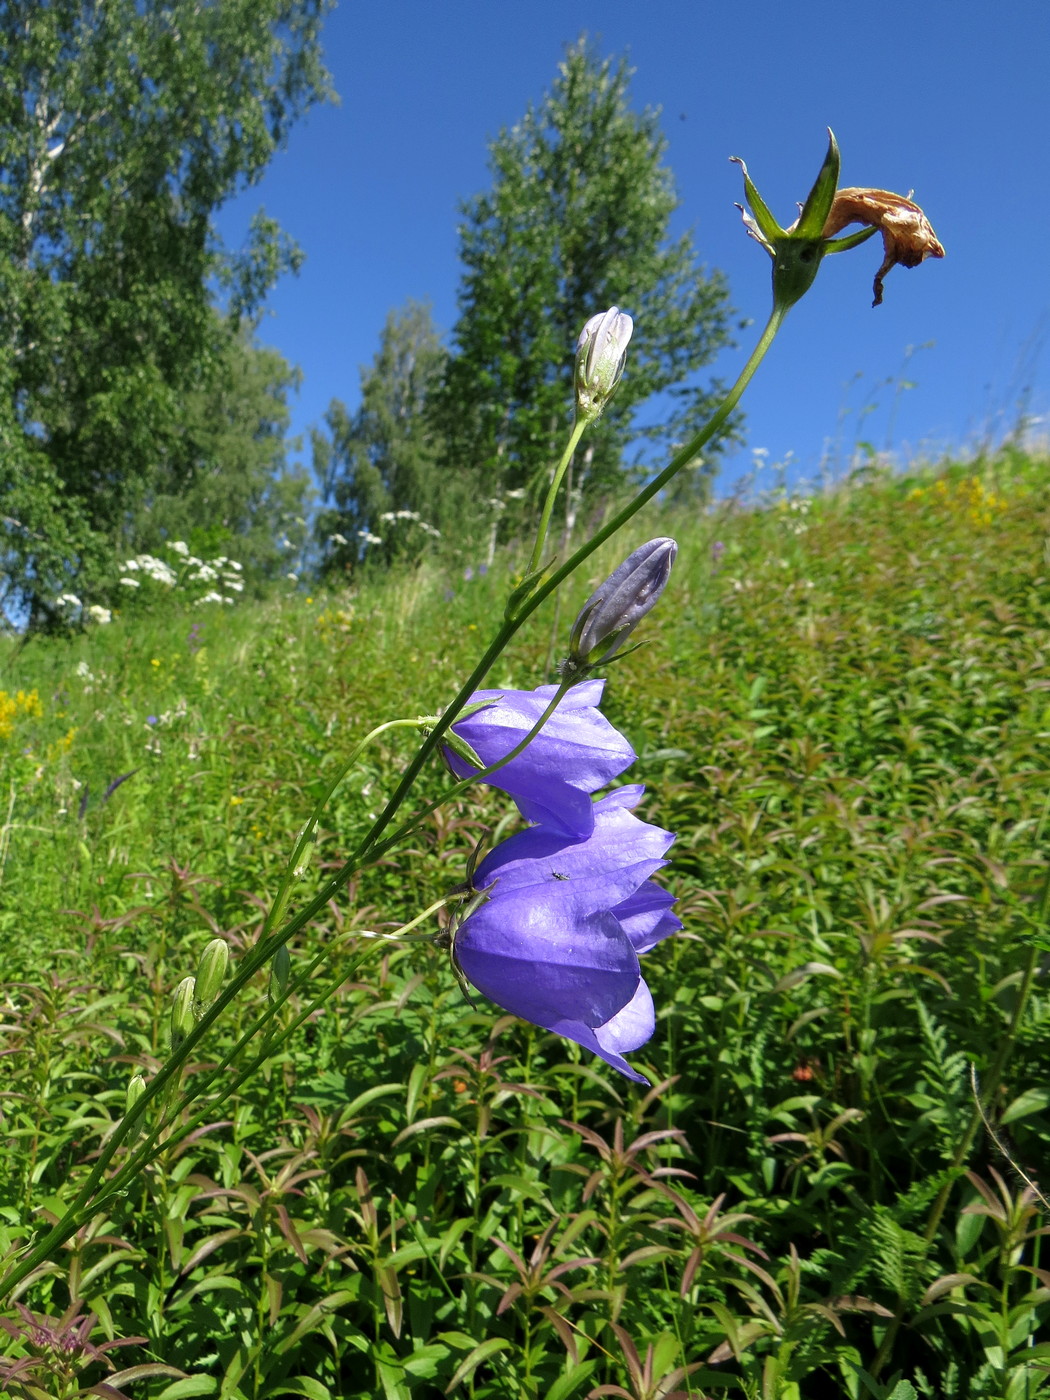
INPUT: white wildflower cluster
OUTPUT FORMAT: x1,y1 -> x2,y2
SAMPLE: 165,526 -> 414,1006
377,509 -> 441,539
357,531 -> 383,547
55,591 -> 110,625
122,545 -> 245,606
157,543 -> 244,607
50,542 -> 246,621
56,590 -> 112,626
780,496 -> 812,535
152,699 -> 188,727
121,554 -> 178,588
328,533 -> 349,546
74,659 -> 99,692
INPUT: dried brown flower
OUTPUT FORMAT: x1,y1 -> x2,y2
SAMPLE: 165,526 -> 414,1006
822,188 -> 945,306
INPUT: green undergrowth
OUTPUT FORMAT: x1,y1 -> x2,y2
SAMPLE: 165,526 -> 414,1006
0,449 -> 1048,1398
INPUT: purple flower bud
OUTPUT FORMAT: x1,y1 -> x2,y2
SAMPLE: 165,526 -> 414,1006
567,538 -> 677,671
574,307 -> 633,422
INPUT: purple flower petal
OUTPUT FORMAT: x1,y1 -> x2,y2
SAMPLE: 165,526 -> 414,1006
612,882 -> 682,954
454,794 -> 676,1082
472,788 -> 674,919
457,908 -> 640,1031
445,680 -> 636,837
548,979 -> 656,1083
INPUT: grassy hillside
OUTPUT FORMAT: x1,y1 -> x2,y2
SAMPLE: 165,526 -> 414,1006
1,450 -> 1048,1398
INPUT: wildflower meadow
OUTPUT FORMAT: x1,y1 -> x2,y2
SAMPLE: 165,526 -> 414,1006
1,131 -> 1047,1400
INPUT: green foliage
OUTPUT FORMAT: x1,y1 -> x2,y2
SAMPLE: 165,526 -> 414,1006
313,302 -> 451,574
0,0 -> 333,627
1,449 -> 1049,1396
129,318 -> 311,582
433,39 -> 740,535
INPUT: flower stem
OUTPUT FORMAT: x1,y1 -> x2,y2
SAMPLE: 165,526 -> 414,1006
353,302 -> 787,868
528,417 -> 588,576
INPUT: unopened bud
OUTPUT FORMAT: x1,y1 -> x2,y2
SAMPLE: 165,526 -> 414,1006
125,1074 -> 147,1116
269,944 -> 291,1004
170,976 -> 196,1050
574,307 -> 633,423
194,938 -> 229,1006
566,537 -> 677,672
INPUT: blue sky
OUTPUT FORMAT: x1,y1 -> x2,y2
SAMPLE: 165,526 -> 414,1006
215,0 -> 1049,495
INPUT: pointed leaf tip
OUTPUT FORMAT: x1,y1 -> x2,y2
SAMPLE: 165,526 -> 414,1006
794,129 -> 841,238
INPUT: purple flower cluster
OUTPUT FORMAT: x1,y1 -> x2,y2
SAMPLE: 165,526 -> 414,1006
445,681 -> 680,1083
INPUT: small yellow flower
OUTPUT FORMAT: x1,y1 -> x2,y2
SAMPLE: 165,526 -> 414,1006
150,658 -> 161,668
229,795 -> 245,806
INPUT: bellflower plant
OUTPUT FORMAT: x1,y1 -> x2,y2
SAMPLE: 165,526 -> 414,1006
444,679 -> 635,837
1,129 -> 945,1305
452,787 -> 677,1083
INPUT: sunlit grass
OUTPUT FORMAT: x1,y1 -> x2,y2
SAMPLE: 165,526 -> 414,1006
0,447 -> 1048,1398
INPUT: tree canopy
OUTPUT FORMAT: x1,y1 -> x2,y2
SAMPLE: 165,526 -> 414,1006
0,0 -> 332,626
436,40 -> 740,527
314,301 -> 450,574
318,42 -> 740,562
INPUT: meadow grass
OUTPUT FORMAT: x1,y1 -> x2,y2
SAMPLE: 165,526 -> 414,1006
0,449 -> 1048,1398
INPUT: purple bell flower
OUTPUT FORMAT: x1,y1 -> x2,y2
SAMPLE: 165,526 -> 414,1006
444,679 -> 635,837
453,786 -> 676,1083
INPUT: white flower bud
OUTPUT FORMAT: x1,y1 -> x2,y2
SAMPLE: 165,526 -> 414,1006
574,307 -> 633,422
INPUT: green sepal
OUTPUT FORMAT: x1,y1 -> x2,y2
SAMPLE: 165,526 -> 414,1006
730,156 -> 784,245
825,225 -> 879,255
425,697 -> 500,771
593,637 -> 647,669
441,730 -> 487,771
794,128 -> 840,239
447,881 -> 494,1009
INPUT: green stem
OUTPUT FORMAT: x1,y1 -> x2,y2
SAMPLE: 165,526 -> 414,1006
529,417 -> 588,576
353,302 -> 786,871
